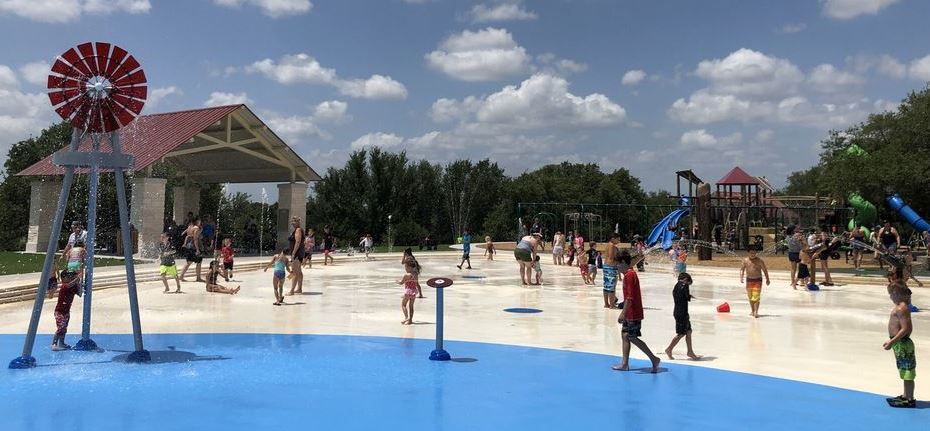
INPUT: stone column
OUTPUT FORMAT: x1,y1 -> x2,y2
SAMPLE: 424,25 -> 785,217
172,185 -> 201,224
130,177 -> 167,258
24,178 -> 63,253
276,182 -> 308,251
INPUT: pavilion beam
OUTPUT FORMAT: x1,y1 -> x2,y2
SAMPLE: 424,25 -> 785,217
230,111 -> 304,182
163,137 -> 261,158
192,133 -> 292,169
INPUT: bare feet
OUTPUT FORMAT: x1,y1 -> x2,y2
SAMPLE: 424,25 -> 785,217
163,289 -> 169,294
687,352 -> 702,361
650,357 -> 661,373
611,363 -> 629,371
175,289 -> 181,294
665,347 -> 675,360
233,286 -> 241,294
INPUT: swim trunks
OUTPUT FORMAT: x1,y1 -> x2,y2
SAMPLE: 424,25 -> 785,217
223,261 -> 234,270
621,319 -> 642,339
797,264 -> 810,279
788,252 -> 800,263
274,270 -> 286,280
159,264 -> 178,277
552,246 -> 563,255
514,248 -> 532,262
675,262 -> 687,274
67,261 -> 81,272
746,278 -> 763,303
404,280 -> 418,297
893,336 -> 917,381
674,315 -> 691,335
602,266 -> 618,293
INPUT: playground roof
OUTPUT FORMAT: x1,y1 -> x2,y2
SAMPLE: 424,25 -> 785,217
18,105 -> 321,184
717,167 -> 759,185
675,170 -> 703,184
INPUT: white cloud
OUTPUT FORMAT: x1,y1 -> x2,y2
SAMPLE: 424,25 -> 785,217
265,100 -> 350,142
18,62 -> 49,86
0,0 -> 150,23
469,2 -> 537,23
695,48 -> 804,98
807,64 -> 864,93
778,23 -> 807,33
425,27 -> 532,81
146,86 -> 182,111
0,65 -> 18,89
245,53 -> 407,100
621,69 -> 647,86
213,0 -> 311,18
203,91 -> 252,107
335,75 -> 408,100
350,132 -> 405,150
908,55 -> 930,81
536,54 -> 587,75
680,129 -> 742,150
312,100 -> 348,124
434,73 -> 626,129
821,0 -> 899,20
0,64 -> 56,170
878,55 -> 907,79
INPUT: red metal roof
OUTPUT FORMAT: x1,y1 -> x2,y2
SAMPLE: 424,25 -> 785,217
717,166 -> 759,185
18,105 -> 243,176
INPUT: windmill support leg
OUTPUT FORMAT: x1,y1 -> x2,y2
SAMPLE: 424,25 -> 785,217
74,160 -> 100,351
9,167 -> 78,368
112,132 -> 149,362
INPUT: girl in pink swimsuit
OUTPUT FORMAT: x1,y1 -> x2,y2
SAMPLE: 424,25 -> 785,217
399,272 -> 417,325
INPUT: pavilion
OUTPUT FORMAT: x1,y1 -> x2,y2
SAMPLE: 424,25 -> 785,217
18,104 -> 321,257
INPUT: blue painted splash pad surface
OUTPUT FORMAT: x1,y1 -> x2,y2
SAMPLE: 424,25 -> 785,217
2,334 -> 927,430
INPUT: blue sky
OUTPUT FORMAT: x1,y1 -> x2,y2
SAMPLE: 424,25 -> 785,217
0,0 -> 927,200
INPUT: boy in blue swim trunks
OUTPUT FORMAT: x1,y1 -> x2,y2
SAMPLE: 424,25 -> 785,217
884,280 -> 917,408
264,249 -> 290,306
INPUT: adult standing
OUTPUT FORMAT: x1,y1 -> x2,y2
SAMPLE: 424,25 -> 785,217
878,221 -> 900,256
64,221 -> 88,258
179,217 -> 204,282
552,231 -> 565,265
818,228 -> 836,286
288,216 -> 305,295
514,233 -> 541,286
786,225 -> 803,287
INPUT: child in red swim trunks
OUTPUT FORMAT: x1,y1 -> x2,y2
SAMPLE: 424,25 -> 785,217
49,271 -> 80,351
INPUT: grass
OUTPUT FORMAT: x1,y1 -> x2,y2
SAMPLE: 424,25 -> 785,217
0,252 -> 132,276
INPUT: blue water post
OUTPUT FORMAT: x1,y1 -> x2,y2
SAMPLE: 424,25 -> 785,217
429,279 -> 451,361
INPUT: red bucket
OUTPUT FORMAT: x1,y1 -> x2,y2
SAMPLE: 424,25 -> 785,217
716,302 -> 730,313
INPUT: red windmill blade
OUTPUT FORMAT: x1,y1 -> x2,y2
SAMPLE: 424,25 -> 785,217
47,42 -> 147,133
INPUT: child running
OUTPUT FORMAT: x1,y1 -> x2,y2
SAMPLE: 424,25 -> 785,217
158,233 -> 181,294
740,247 -> 770,318
665,272 -> 701,360
219,238 -> 235,281
399,271 -> 417,324
205,261 -> 240,295
264,250 -> 290,305
579,252 -> 592,285
797,244 -> 813,289
612,251 -> 661,373
884,280 -> 917,408
49,270 -> 80,351
587,241 -> 599,283
484,236 -> 496,260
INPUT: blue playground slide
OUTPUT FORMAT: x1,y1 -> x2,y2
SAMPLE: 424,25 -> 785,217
886,194 -> 930,233
646,199 -> 690,249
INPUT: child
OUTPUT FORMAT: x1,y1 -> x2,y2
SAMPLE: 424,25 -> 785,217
797,245 -> 813,290
304,228 -> 315,269
399,271 -> 417,324
902,247 -> 924,287
402,248 -> 424,298
884,281 -> 917,408
264,250 -> 290,305
219,238 -> 235,281
740,247 -> 771,318
65,240 -> 86,275
612,252 -> 661,373
675,246 -> 688,278
457,229 -> 472,270
359,234 -> 374,261
158,233 -> 181,294
665,272 -> 701,361
579,253 -> 592,285
206,261 -> 240,295
484,236 -> 496,260
634,236 -> 646,272
567,243 -> 576,266
50,271 -> 80,351
533,255 -> 543,285
587,241 -> 599,283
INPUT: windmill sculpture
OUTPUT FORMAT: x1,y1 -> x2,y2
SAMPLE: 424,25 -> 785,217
10,42 -> 150,368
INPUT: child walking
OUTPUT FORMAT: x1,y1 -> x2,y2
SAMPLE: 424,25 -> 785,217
796,244 -> 813,290
586,241 -> 599,283
158,233 -> 181,294
206,261 -> 240,295
579,253 -> 592,285
612,252 -> 661,373
533,255 -> 543,285
665,272 -> 701,360
219,237 -> 235,281
674,246 -> 688,278
484,236 -> 496,260
264,250 -> 290,305
457,229 -> 472,270
884,281 -> 917,408
49,271 -> 80,351
740,247 -> 770,318
399,271 -> 417,324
